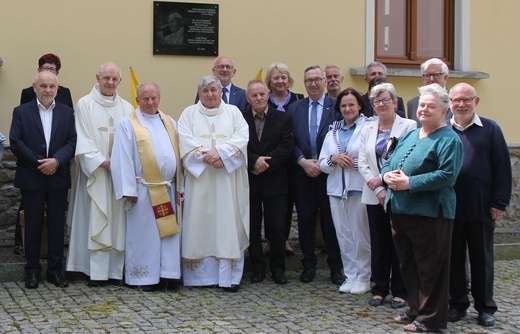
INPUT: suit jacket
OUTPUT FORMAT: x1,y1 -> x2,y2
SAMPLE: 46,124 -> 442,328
195,83 -> 250,111
407,95 -> 453,126
362,93 -> 405,118
358,114 -> 417,205
287,95 -> 341,186
243,107 -> 294,196
20,86 -> 74,109
9,100 -> 76,190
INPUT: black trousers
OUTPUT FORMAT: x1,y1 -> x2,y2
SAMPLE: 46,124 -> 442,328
249,193 -> 287,274
293,181 -> 342,271
15,202 -> 24,248
22,184 -> 68,276
367,204 -> 406,299
284,189 -> 295,241
390,210 -> 453,330
449,220 -> 497,314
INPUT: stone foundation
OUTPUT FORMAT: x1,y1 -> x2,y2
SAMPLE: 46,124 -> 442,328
1,145 -> 520,231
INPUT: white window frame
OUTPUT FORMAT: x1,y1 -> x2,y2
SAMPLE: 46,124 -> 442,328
365,0 -> 470,71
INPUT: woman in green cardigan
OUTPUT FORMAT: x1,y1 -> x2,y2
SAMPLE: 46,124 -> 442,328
381,83 -> 463,333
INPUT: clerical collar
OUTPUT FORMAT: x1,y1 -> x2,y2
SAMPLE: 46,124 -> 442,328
197,100 -> 224,116
101,93 -> 116,101
140,109 -> 160,118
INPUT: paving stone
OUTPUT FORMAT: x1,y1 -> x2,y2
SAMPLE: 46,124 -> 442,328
0,261 -> 518,332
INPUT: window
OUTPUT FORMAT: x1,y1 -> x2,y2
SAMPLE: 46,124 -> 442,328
374,0 -> 454,69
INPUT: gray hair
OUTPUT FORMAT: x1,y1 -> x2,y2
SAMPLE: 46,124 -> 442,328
98,62 -> 122,78
366,61 -> 388,74
325,64 -> 342,74
34,72 -> 59,84
418,84 -> 450,109
198,75 -> 222,90
304,65 -> 325,77
137,81 -> 161,97
420,58 -> 449,75
247,79 -> 269,92
369,82 -> 397,101
213,56 -> 235,67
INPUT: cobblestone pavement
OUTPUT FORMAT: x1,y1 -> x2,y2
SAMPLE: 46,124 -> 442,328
0,260 -> 518,333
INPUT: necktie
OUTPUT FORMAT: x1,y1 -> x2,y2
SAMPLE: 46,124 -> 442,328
310,101 -> 318,159
222,87 -> 228,103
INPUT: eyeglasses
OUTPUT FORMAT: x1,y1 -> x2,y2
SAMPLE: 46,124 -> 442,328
304,77 -> 324,85
422,72 -> 444,79
39,66 -> 57,73
450,96 -> 476,105
214,64 -> 234,70
372,98 -> 393,107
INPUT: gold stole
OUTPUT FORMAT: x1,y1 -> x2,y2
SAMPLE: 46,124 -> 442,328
130,111 -> 181,238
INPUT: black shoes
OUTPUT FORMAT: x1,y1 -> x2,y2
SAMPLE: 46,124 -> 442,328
478,312 -> 495,327
390,299 -> 407,309
138,285 -> 157,292
369,297 -> 384,307
330,270 -> 345,285
272,272 -> 288,285
88,279 -> 103,287
299,268 -> 316,283
88,278 -> 124,287
222,284 -> 240,292
25,273 -> 39,289
47,273 -> 69,288
13,245 -> 24,256
250,271 -> 265,283
447,309 -> 467,322
109,279 -> 125,286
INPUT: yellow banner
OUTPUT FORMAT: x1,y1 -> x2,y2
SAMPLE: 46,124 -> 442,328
130,67 -> 140,109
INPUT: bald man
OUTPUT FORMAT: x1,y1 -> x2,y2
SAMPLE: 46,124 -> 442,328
195,56 -> 249,111
10,71 -> 76,289
66,62 -> 134,287
447,83 -> 511,327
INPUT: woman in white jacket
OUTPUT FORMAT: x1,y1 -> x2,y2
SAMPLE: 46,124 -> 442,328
319,88 -> 374,294
358,83 -> 416,308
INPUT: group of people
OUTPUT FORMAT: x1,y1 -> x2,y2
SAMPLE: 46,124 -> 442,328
9,53 -> 511,332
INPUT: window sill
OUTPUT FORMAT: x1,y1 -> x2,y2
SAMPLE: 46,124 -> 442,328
349,67 -> 490,79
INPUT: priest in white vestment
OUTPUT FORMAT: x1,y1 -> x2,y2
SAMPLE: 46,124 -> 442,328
111,82 -> 182,291
66,62 -> 133,285
179,75 -> 249,292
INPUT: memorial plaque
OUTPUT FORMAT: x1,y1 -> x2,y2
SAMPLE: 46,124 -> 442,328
153,1 -> 219,56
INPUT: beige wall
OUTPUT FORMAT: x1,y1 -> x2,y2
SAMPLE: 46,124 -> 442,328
1,0 -> 519,143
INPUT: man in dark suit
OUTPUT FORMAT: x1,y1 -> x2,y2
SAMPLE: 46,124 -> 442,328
10,71 -> 76,289
20,53 -> 73,108
243,80 -> 294,285
361,62 -> 405,117
14,53 -> 73,256
287,65 -> 343,284
195,56 -> 249,111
